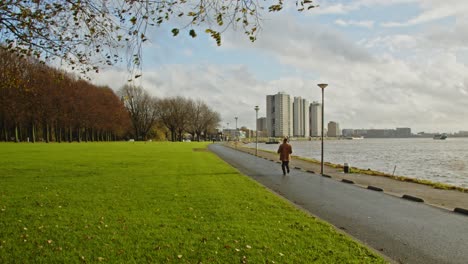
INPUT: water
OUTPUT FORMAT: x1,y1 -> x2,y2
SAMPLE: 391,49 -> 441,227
246,138 -> 468,188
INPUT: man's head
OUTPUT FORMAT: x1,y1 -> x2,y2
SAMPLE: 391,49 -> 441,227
283,138 -> 288,143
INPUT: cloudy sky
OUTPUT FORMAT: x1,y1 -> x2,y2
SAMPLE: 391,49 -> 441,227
92,0 -> 468,134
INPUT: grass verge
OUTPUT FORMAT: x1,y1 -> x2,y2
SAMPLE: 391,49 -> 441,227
0,142 -> 385,263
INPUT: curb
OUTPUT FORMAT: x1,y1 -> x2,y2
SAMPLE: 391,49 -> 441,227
342,179 -> 354,184
402,194 -> 424,203
454,207 -> 468,216
367,186 -> 383,192
294,167 -> 301,170
306,170 -> 316,174
322,174 -> 332,178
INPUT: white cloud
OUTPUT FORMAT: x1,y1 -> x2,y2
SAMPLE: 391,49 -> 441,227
315,0 -> 416,14
220,13 -> 468,132
382,0 -> 468,27
88,1 -> 468,133
335,19 -> 374,28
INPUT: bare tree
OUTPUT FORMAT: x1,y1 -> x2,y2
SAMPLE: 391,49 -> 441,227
188,100 -> 220,141
158,96 -> 193,141
119,84 -> 159,140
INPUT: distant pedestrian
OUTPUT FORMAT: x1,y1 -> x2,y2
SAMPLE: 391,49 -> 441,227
277,137 -> 292,175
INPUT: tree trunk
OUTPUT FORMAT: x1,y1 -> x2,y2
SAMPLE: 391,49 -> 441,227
46,123 -> 50,143
3,126 -> 7,142
15,124 -> 19,142
58,126 -> 62,143
77,127 -> 81,142
32,122 -> 36,143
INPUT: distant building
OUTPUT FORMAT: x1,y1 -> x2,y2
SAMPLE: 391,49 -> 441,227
342,129 -> 354,137
396,127 -> 411,137
266,92 -> 293,137
223,129 -> 237,140
354,129 -> 368,137
366,129 -> 395,138
293,97 -> 310,137
327,121 -> 341,137
256,117 -> 268,137
309,101 -> 322,137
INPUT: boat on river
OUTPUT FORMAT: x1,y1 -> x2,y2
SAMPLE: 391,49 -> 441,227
433,133 -> 447,140
345,136 -> 364,140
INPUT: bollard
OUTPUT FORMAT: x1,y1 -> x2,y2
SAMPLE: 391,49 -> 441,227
344,163 -> 350,173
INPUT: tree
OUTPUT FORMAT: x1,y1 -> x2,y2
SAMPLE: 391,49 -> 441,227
119,85 -> 159,140
188,100 -> 220,141
1,1 -> 317,78
158,96 -> 193,142
0,49 -> 131,142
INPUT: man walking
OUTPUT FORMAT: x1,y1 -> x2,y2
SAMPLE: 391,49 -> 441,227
277,138 -> 292,175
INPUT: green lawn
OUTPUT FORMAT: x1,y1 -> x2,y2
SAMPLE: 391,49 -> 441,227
0,142 -> 385,263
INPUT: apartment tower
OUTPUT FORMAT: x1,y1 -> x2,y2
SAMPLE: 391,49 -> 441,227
309,101 -> 322,137
293,97 -> 310,137
266,92 -> 293,137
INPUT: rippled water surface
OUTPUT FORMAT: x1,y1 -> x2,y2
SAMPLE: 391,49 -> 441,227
246,138 -> 468,188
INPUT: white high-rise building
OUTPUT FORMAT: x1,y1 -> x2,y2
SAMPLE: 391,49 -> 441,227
266,92 -> 293,137
293,97 -> 310,137
309,101 -> 322,137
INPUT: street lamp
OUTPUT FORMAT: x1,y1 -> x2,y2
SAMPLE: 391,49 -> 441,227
317,83 -> 328,175
235,116 -> 238,141
254,106 -> 259,156
226,122 -> 229,141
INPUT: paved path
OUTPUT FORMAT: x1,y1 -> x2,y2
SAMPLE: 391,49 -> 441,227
209,144 -> 468,264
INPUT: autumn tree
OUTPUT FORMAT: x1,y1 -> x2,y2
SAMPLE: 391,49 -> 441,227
0,49 -> 131,142
0,1 -> 317,78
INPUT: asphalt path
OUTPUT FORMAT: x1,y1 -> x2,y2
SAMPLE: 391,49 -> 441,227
208,144 -> 468,264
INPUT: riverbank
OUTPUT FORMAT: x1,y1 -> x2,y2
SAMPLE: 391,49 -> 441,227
229,142 -> 468,214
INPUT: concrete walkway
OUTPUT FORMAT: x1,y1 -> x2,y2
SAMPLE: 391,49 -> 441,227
231,143 -> 468,213
209,144 -> 468,264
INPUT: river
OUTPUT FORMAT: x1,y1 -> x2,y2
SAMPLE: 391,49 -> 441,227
246,138 -> 468,188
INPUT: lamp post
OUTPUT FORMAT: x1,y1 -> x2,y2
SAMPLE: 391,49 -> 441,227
317,83 -> 328,175
254,106 -> 259,156
226,122 -> 229,141
235,116 -> 238,141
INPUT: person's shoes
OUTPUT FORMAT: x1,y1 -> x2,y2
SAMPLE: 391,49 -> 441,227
283,171 -> 286,176
287,168 -> 290,173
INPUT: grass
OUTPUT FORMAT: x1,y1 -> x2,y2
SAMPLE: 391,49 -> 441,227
0,142 -> 385,263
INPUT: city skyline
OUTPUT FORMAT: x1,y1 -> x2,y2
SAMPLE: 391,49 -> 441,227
90,1 -> 468,133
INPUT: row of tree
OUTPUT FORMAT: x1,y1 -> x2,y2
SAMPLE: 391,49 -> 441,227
119,85 -> 221,141
0,50 -> 131,142
0,49 -> 220,142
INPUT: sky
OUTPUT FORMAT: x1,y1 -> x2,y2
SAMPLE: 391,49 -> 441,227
91,0 -> 468,134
